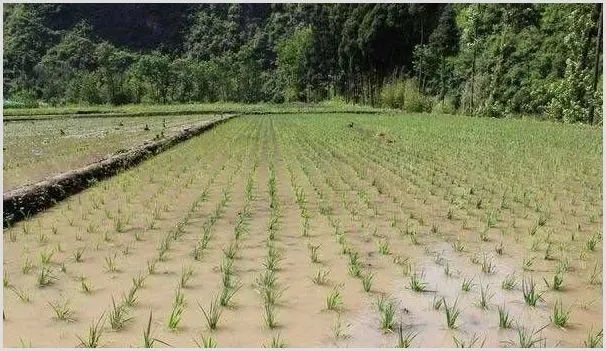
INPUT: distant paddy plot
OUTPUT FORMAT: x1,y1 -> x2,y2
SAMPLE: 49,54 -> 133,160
3,114 -> 219,190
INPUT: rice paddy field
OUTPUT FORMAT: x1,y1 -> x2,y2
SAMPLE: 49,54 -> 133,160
2,112 -> 603,347
3,114 -> 220,190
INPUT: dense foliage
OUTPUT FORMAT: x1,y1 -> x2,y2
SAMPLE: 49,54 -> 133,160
3,3 -> 602,123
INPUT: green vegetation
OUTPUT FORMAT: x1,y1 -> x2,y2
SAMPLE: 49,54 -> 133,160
4,3 -> 602,124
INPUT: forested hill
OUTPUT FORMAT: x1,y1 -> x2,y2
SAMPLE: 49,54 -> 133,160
3,3 -> 603,124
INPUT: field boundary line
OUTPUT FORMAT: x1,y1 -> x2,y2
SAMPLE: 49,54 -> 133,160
3,114 -> 238,227
3,109 -> 389,121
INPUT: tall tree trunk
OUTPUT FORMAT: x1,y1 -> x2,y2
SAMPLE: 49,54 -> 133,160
589,3 -> 603,124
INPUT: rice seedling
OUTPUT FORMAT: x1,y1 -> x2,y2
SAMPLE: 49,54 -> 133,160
543,271 -> 564,291
586,233 -> 600,251
198,295 -> 223,330
173,287 -> 186,307
312,269 -> 330,285
132,272 -> 147,290
498,304 -> 514,328
222,241 -> 238,260
408,272 -> 429,292
147,259 -> 157,275
522,277 -> 545,307
194,334 -> 217,348
108,296 -> 132,331
522,255 -> 537,271
38,232 -> 49,244
477,284 -> 494,309
461,276 -> 475,292
377,239 -> 390,255
589,261 -> 602,285
143,311 -> 170,348
122,285 -> 139,307
452,239 -> 465,252
255,270 -> 277,289
104,253 -> 119,272
443,297 -> 461,329
308,243 -> 321,263
326,286 -> 343,311
378,297 -> 397,331
432,295 -> 444,310
481,254 -> 495,274
11,286 -> 31,303
501,273 -> 517,290
179,265 -> 194,289
220,282 -> 242,307
40,250 -> 54,265
443,262 -> 453,277
495,241 -> 504,255
584,328 -> 603,348
505,324 -> 547,348
550,299 -> 570,328
362,272 -> 374,292
8,230 -> 17,242
73,247 -> 85,263
21,256 -> 34,274
168,301 -> 184,331
396,324 -> 418,348
38,266 -> 57,287
452,333 -> 485,348
263,301 -> 277,329
77,313 -> 105,348
265,333 -> 285,348
348,261 -> 362,278
81,277 -> 92,294
263,252 -> 283,272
